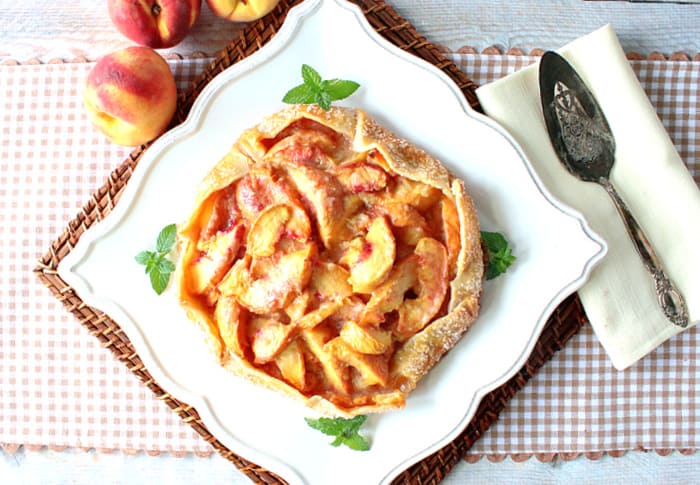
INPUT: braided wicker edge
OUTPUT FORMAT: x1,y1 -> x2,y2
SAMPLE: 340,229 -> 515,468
34,0 -> 588,483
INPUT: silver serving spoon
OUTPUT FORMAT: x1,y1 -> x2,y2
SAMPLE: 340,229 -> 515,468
538,51 -> 688,328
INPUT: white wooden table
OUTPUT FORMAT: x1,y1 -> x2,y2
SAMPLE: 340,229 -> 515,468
1,0 -> 699,63
1,1 -> 699,484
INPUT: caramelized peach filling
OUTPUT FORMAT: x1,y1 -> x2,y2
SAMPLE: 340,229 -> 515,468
182,118 -> 461,409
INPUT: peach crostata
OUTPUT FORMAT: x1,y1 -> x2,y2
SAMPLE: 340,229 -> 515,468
176,105 -> 483,416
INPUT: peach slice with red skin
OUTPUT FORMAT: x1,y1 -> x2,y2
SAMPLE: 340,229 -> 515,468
197,186 -> 239,242
339,321 -> 392,355
377,201 -> 429,233
430,198 -> 461,278
188,223 -> 244,295
265,119 -> 349,169
219,244 -> 314,314
215,294 -> 249,359
328,296 -> 366,326
325,338 -> 389,387
235,166 -> 311,240
248,317 -> 295,365
361,237 -> 449,338
388,176 -> 442,211
301,326 -> 350,394
333,162 -> 388,193
361,255 -> 416,326
283,163 -> 345,249
339,215 -> 396,294
396,237 -> 449,338
375,201 -> 430,252
246,204 -> 291,257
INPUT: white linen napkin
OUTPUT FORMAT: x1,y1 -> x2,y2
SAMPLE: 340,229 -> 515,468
476,24 -> 700,370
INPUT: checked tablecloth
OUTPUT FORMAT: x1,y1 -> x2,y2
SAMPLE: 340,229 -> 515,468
1,53 -> 698,459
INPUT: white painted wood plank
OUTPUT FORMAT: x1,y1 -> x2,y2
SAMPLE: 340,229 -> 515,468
1,0 -> 699,62
390,0 -> 700,55
2,445 -> 700,485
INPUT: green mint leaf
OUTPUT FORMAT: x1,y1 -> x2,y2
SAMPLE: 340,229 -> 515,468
305,415 -> 370,451
282,83 -> 316,105
301,64 -> 322,90
480,231 -> 507,252
137,223 -> 177,295
340,433 -> 371,451
157,258 -> 176,274
304,417 -> 346,436
135,250 -> 155,266
150,269 -> 170,295
481,230 -> 516,280
322,79 -> 360,101
283,64 -> 360,110
156,223 -> 177,254
329,435 -> 344,447
145,257 -> 158,275
314,90 -> 332,111
342,415 -> 367,433
485,262 -> 501,280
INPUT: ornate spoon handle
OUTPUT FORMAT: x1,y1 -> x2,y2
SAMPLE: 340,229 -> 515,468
601,179 -> 689,328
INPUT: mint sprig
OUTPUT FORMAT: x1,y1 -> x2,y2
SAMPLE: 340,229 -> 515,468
480,230 -> 516,280
135,223 -> 177,295
304,415 -> 370,451
283,64 -> 360,110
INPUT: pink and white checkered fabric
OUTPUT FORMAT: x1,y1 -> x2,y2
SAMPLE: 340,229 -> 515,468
0,54 -> 697,457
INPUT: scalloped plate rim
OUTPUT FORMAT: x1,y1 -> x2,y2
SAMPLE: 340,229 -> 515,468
58,0 -> 607,484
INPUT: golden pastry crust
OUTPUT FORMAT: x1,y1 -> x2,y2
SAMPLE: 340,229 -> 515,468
176,105 -> 483,416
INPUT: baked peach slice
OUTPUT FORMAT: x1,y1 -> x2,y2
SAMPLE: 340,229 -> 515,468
361,255 -> 416,326
309,261 -> 353,300
333,162 -> 388,193
328,296 -> 366,326
396,237 -> 449,337
302,326 -> 350,394
339,215 -> 396,294
325,338 -> 389,387
376,201 -> 430,250
431,199 -> 461,278
246,204 -> 290,258
219,244 -> 314,313
388,177 -> 442,211
197,186 -> 239,242
214,294 -> 248,359
235,166 -> 311,240
283,163 -> 344,249
188,224 -> 244,295
361,237 -> 448,338
285,291 -> 311,321
297,300 -> 344,330
339,320 -> 392,355
275,340 -> 306,391
248,317 -> 295,365
264,120 -> 347,169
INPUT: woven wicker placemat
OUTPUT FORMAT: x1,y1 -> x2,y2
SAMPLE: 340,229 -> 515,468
34,0 -> 589,483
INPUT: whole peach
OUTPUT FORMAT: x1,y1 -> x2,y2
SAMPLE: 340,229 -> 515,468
83,47 -> 177,146
108,0 -> 201,49
205,0 -> 279,22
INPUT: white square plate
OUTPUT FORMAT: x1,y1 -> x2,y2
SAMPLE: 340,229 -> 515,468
59,1 -> 606,483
